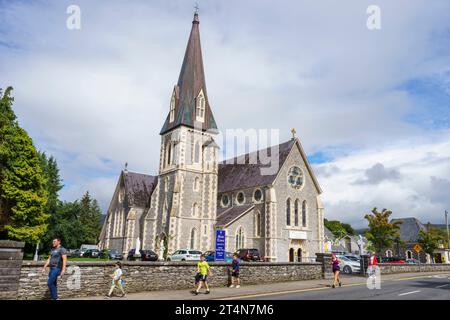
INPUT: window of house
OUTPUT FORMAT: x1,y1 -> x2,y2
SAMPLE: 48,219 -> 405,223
286,198 -> 291,226
255,212 -> 261,237
236,192 -> 245,205
386,250 -> 393,258
294,199 -> 299,227
196,90 -> 205,122
302,200 -> 307,227
221,194 -> 230,207
235,227 -> 245,251
253,189 -> 263,202
190,228 -> 197,249
169,93 -> 175,123
406,250 -> 413,259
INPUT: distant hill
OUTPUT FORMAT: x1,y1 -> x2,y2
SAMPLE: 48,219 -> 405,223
354,228 -> 368,235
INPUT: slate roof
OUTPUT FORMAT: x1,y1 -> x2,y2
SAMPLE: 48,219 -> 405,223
218,139 -> 295,193
324,227 -> 335,240
160,13 -> 218,135
390,217 -> 426,243
216,204 -> 254,227
122,171 -> 158,208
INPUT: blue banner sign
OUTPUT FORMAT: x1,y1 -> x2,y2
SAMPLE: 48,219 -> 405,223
215,229 -> 226,261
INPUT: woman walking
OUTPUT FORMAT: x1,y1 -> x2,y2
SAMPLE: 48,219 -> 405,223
331,253 -> 342,288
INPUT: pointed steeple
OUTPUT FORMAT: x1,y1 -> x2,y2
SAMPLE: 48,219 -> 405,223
160,12 -> 218,135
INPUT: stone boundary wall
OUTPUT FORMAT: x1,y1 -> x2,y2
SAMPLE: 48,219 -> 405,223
379,263 -> 450,274
18,261 -> 322,300
0,241 -> 25,300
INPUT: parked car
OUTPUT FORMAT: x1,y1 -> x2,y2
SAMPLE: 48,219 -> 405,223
381,257 -> 406,264
166,249 -> 202,261
101,249 -> 123,260
236,248 -> 261,262
70,249 -> 83,257
204,251 -> 234,262
344,255 -> 360,262
406,259 -> 420,264
336,255 -> 361,274
83,249 -> 101,258
127,249 -> 158,261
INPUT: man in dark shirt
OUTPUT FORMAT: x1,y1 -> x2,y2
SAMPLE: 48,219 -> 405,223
42,238 -> 67,300
229,253 -> 241,288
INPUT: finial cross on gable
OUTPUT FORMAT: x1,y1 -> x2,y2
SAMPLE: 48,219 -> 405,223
291,128 -> 297,139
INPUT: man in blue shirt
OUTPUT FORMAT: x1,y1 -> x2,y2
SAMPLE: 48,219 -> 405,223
229,253 -> 241,288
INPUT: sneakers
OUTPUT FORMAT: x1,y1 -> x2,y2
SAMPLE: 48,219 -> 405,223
105,295 -> 111,299
332,284 -> 335,289
339,282 -> 342,287
205,290 -> 210,294
236,285 -> 240,289
191,290 -> 199,295
229,285 -> 235,288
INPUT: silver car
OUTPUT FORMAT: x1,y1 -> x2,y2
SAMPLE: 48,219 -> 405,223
337,255 -> 361,274
167,249 -> 202,261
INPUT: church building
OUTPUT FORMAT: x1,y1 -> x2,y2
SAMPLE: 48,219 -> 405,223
98,13 -> 325,262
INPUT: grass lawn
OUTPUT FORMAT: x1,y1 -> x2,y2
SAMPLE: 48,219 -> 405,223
68,257 -> 111,262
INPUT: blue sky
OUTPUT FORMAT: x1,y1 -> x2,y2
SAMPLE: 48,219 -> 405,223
0,0 -> 449,227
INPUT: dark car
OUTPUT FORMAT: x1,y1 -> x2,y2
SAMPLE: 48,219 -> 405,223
127,249 -> 158,261
236,248 -> 261,262
101,249 -> 123,260
83,249 -> 101,258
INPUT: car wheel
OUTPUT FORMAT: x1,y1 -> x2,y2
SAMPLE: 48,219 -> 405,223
343,266 -> 352,274
181,259 -> 186,261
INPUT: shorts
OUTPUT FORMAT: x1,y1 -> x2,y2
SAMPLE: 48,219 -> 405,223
332,266 -> 340,273
195,273 -> 207,283
232,271 -> 239,278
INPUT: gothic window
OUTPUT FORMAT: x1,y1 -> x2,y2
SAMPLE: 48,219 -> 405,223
190,228 -> 197,249
287,166 -> 304,189
196,90 -> 205,122
386,250 -> 393,258
235,227 -> 245,251
255,212 -> 261,237
253,188 -> 263,202
294,199 -> 299,227
302,200 -> 307,227
192,203 -> 199,217
169,92 -> 175,123
221,194 -> 230,207
166,143 -> 171,166
193,177 -> 200,191
236,192 -> 245,205
286,198 -> 291,226
194,142 -> 200,163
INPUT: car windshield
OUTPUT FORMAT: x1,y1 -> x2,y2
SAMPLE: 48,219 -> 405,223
110,250 -> 118,254
338,256 -> 350,261
225,252 -> 233,257
189,251 -> 202,254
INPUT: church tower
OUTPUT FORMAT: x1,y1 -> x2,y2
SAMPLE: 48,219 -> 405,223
143,12 -> 219,254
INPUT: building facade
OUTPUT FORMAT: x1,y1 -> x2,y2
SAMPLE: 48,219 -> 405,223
98,13 -> 325,262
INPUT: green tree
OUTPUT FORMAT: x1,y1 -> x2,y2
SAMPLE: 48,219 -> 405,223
0,87 -> 49,243
79,191 -> 102,244
364,207 -> 402,255
324,219 -> 354,239
418,223 -> 444,263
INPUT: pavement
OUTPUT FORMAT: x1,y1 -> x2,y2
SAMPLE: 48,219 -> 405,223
69,271 -> 450,300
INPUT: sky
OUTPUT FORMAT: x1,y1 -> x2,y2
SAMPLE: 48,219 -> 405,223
0,0 -> 449,228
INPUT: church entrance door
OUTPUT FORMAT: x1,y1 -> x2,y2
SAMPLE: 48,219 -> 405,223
289,248 -> 294,262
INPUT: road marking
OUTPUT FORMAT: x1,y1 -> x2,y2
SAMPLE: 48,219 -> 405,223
436,284 -> 450,289
398,290 -> 421,296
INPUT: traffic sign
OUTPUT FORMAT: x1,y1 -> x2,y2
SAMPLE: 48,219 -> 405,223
413,244 -> 422,253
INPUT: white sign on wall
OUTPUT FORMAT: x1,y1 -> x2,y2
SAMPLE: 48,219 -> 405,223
289,230 -> 308,240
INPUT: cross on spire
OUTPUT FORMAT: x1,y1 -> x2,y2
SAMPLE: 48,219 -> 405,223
291,128 -> 297,140
194,3 -> 199,14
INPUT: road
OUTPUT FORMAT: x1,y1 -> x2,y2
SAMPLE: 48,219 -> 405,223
237,274 -> 450,300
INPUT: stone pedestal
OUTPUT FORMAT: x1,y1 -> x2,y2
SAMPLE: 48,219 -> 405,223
0,240 -> 25,299
315,253 -> 333,279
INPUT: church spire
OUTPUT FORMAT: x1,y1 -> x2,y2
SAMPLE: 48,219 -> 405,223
160,12 -> 218,135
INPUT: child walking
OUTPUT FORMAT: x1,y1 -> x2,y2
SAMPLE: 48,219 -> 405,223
106,262 -> 126,298
331,253 -> 342,289
192,254 -> 211,295
229,253 -> 241,288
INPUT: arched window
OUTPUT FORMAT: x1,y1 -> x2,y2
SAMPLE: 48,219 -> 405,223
286,198 -> 291,226
302,200 -> 307,227
236,192 -> 245,205
406,250 -> 413,259
169,93 -> 175,123
192,203 -> 199,217
166,143 -> 171,166
255,212 -> 261,237
294,199 -> 299,227
193,177 -> 200,191
190,228 -> 197,249
235,227 -> 245,251
386,250 -> 393,258
196,90 -> 205,122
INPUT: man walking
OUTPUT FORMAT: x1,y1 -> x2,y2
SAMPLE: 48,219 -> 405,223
42,238 -> 67,300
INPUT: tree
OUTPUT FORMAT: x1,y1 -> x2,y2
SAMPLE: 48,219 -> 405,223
79,191 -> 102,244
39,152 -> 63,217
324,219 -> 355,239
418,223 -> 444,263
364,207 -> 402,255
0,87 -> 49,243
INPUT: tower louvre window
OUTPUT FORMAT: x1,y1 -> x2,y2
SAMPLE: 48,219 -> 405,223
169,92 -> 176,123
196,90 -> 205,122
